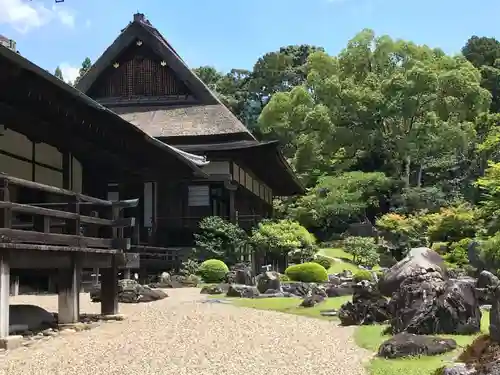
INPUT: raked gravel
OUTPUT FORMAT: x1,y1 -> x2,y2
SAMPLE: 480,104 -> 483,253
0,288 -> 368,375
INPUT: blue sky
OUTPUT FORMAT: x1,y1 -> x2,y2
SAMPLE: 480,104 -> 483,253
1,0 -> 500,83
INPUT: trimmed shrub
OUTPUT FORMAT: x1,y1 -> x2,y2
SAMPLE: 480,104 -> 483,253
279,273 -> 291,282
285,262 -> 328,283
353,269 -> 372,283
198,259 -> 229,283
313,256 -> 332,270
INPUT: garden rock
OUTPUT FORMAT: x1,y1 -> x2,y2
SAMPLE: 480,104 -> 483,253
328,275 -> 341,285
338,283 -> 390,326
489,285 -> 500,342
200,285 -> 224,295
390,273 -> 481,335
10,304 -> 56,331
379,247 -> 446,297
477,271 -> 499,289
378,332 -> 457,359
90,279 -> 168,303
226,284 -> 260,298
300,294 -> 325,307
441,364 -> 476,375
256,271 -> 281,293
325,285 -> 354,297
227,263 -> 254,285
281,282 -> 312,297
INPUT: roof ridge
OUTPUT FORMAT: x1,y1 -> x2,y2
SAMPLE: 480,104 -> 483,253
75,13 -> 255,140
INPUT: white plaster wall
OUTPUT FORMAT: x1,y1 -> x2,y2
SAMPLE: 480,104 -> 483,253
35,142 -> 62,169
0,154 -> 32,180
202,161 -> 230,175
34,165 -> 63,188
0,129 -> 32,159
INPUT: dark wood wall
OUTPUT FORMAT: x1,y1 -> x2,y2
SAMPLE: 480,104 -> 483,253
87,43 -> 194,100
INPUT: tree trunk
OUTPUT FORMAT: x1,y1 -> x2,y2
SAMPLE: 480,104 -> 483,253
417,164 -> 423,188
403,155 -> 411,188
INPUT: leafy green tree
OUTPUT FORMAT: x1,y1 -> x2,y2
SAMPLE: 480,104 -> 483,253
343,236 -> 379,267
74,57 -> 92,85
194,216 -> 247,265
288,171 -> 394,234
259,30 -> 490,187
54,66 -> 63,80
250,219 -> 316,261
463,36 -> 500,112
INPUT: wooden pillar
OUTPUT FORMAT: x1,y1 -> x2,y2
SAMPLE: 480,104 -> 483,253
123,268 -> 131,280
100,255 -> 118,315
9,276 -> 19,296
0,178 -> 11,338
0,253 -> 9,339
57,254 -> 80,324
92,267 -> 99,285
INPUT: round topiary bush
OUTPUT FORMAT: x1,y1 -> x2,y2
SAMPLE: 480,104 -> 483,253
313,256 -> 332,270
198,259 -> 229,283
353,269 -> 373,283
285,262 -> 328,283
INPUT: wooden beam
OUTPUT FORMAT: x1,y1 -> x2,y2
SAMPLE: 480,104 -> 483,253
0,252 -> 9,339
0,242 -> 122,254
0,201 -> 135,227
0,228 -> 114,248
0,173 -> 112,206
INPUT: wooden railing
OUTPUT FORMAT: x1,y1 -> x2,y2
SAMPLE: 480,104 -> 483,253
0,173 -> 138,254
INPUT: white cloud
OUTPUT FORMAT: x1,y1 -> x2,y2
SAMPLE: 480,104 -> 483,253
0,0 -> 76,33
59,62 -> 80,84
53,6 -> 75,28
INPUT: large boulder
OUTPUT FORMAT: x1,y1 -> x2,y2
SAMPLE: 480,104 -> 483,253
379,247 -> 446,297
378,332 -> 457,359
90,279 -> 168,303
10,304 -> 56,331
200,285 -> 224,295
390,272 -> 481,335
338,282 -> 391,326
226,284 -> 260,298
256,271 -> 281,293
477,270 -> 500,289
226,263 -> 254,285
489,285 -> 500,342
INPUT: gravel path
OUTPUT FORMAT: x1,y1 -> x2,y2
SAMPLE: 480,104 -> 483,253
0,289 -> 368,375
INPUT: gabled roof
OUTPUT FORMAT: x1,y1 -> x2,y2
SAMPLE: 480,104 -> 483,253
75,13 -> 255,141
0,44 -> 209,177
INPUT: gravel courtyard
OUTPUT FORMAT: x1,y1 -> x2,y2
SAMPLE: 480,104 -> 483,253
0,289 -> 368,375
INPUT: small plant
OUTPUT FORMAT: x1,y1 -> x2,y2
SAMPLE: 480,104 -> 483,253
343,236 -> 380,267
313,256 -> 332,270
198,259 -> 229,283
444,239 -> 471,267
285,262 -> 328,283
279,273 -> 291,282
353,269 -> 373,283
180,259 -> 200,276
194,216 -> 247,265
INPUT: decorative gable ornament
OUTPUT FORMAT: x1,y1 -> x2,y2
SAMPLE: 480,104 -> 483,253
160,61 -> 167,67
113,62 -> 120,68
136,40 -> 143,46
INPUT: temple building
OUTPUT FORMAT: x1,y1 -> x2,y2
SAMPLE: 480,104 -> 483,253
75,13 -> 304,271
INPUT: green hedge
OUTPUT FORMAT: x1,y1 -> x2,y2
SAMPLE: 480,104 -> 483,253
285,262 -> 328,282
313,256 -> 332,270
198,259 -> 229,283
353,269 -> 373,282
